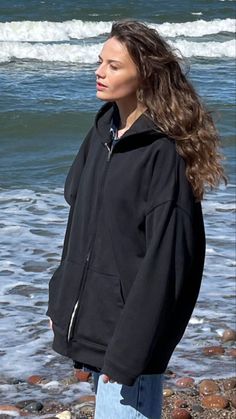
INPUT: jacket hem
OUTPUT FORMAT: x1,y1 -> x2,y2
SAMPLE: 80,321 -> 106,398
52,334 -> 106,371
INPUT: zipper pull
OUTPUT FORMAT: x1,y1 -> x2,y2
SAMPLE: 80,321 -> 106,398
104,142 -> 114,162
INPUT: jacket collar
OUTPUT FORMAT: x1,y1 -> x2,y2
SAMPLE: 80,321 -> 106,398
95,102 -> 165,150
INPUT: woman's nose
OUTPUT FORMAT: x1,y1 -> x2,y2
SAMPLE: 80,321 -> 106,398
95,63 -> 105,79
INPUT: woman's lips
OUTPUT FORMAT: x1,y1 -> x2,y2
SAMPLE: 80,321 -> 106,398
96,82 -> 107,90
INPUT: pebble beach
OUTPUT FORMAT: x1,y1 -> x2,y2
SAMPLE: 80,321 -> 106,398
0,328 -> 235,418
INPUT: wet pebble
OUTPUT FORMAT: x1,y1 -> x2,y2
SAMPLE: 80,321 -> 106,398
56,411 -> 71,419
163,388 -> 174,397
199,379 -> 220,395
171,407 -> 192,418
203,345 -> 225,356
178,388 -> 198,397
174,399 -> 188,408
24,401 -> 44,412
228,348 -> 236,357
223,378 -> 236,390
74,369 -> 91,382
175,377 -> 195,388
16,400 -> 36,409
202,395 -> 229,409
27,374 -> 44,385
0,405 -> 20,415
191,404 -> 204,413
222,329 -> 236,342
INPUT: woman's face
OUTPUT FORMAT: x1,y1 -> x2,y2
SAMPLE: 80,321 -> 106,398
95,37 -> 140,102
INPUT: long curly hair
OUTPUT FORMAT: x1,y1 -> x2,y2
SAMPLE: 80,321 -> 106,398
109,20 -> 227,201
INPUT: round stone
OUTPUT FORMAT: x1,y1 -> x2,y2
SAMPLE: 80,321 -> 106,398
176,377 -> 195,388
27,375 -> 44,385
228,348 -> 236,357
24,401 -> 44,412
202,395 -> 229,409
55,411 -> 71,419
203,346 -> 225,356
174,399 -> 188,408
163,388 -> 174,397
191,404 -> 204,413
171,407 -> 192,418
74,370 -> 91,382
0,405 -> 20,412
222,329 -> 236,342
223,378 -> 236,390
199,379 -> 220,395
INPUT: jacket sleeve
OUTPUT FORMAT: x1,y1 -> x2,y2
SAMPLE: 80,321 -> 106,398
102,140 -> 203,385
102,202 -> 196,385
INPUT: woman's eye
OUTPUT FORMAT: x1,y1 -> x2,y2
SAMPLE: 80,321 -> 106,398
110,64 -> 118,70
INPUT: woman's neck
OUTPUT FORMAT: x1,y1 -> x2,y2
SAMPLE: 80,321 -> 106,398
115,98 -> 147,131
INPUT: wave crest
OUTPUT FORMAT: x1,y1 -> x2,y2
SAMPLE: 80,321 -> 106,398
0,18 -> 234,42
0,39 -> 234,63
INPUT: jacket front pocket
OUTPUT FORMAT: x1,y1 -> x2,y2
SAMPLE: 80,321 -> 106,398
73,267 -> 125,347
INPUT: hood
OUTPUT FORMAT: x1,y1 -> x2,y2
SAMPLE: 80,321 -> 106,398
95,102 -> 166,152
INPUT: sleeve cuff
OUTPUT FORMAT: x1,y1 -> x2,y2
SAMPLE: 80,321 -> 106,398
101,358 -> 138,386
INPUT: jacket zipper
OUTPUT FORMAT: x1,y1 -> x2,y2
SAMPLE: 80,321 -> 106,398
67,141 -> 115,342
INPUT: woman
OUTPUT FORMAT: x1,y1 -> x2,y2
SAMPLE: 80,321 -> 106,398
46,20 -> 226,419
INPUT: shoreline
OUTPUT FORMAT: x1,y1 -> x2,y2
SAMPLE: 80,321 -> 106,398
1,330 -> 235,418
1,372 -> 235,418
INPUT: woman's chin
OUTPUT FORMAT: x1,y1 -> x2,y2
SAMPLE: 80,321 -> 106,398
96,91 -> 111,101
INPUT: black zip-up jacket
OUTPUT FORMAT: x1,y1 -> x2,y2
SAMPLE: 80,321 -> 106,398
46,102 -> 205,386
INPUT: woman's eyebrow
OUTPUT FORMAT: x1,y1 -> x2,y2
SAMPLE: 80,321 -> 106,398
98,54 -> 122,64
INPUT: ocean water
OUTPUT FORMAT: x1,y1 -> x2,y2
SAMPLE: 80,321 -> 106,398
0,0 -> 235,405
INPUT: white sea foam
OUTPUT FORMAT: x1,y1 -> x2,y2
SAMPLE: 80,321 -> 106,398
0,19 -> 112,42
0,18 -> 234,42
189,317 -> 204,324
216,328 -> 225,337
0,39 -> 234,64
151,18 -> 235,37
206,247 -> 217,254
0,41 -> 104,63
171,39 -> 235,58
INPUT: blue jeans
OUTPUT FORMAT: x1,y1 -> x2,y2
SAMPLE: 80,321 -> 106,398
92,371 -> 164,419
